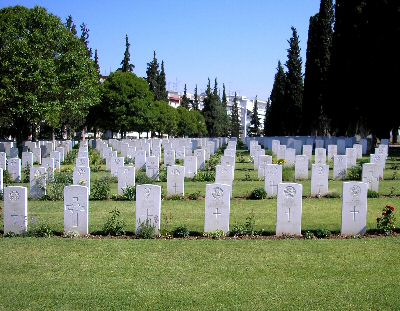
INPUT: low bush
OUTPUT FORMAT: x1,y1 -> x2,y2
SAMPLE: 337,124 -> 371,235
188,191 -> 201,200
102,208 -> 125,236
2,170 -> 14,184
346,165 -> 362,181
91,177 -> 111,200
136,171 -> 155,184
248,187 -> 267,200
193,171 -> 215,182
22,165 -> 30,183
172,226 -> 190,238
230,213 -> 256,237
367,190 -> 380,198
136,219 -> 157,239
323,191 -> 341,198
315,229 -> 331,239
27,222 -> 54,237
45,171 -> 73,201
203,230 -> 225,239
376,205 -> 396,235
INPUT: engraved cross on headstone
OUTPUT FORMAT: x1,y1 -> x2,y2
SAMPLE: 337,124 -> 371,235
213,208 -> 222,218
172,183 -> 178,194
350,205 -> 359,222
66,197 -> 85,227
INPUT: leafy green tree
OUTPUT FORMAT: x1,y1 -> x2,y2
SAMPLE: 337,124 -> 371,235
248,96 -> 261,136
120,34 -> 134,72
156,60 -> 168,101
177,107 -> 207,137
150,101 -> 178,137
193,85 -> 199,110
230,92 -> 241,138
265,61 -> 286,135
284,27 -> 303,135
0,6 -> 100,145
180,84 -> 190,109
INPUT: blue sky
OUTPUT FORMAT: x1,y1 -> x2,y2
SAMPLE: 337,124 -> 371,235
1,0 -> 320,100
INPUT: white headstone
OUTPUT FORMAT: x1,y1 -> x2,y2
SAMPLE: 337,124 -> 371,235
204,183 -> 231,233
370,154 -> 385,180
73,166 -> 91,193
264,164 -> 282,197
184,156 -> 197,179
42,157 -> 54,181
362,163 -> 379,192
30,167 -> 47,199
302,145 -> 312,162
215,164 -> 234,187
167,165 -> 184,196
135,150 -> 146,170
163,149 -> 175,167
0,152 -> 6,170
295,155 -> 309,180
111,157 -> 124,177
333,155 -> 348,180
32,147 -> 42,165
258,155 -> 273,179
353,144 -> 363,159
117,166 -> 135,195
3,186 -> 28,235
76,157 -> 90,168
146,156 -> 159,180
311,164 -> 329,196
10,147 -> 18,158
315,148 -> 326,164
327,145 -> 337,161
346,148 -> 357,168
277,145 -> 286,160
50,151 -> 61,171
276,183 -> 303,236
7,158 -> 21,182
21,152 -> 33,169
64,185 -> 89,235
194,149 -> 206,170
0,168 -> 3,193
341,182 -> 368,236
284,148 -> 296,167
272,140 -> 280,156
136,184 -> 161,234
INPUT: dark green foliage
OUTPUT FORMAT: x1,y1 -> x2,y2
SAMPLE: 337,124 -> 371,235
22,165 -> 30,183
367,190 -> 380,198
180,84 -> 190,109
346,166 -> 362,181
120,34 -> 134,72
136,171 -> 155,184
376,205 -> 396,235
284,27 -> 304,135
172,226 -> 190,238
122,186 -> 136,201
27,222 -> 54,238
146,51 -> 159,97
63,150 -> 77,165
176,107 -> 208,137
315,229 -> 332,239
248,188 -> 267,200
102,208 -> 126,236
221,84 -> 227,107
248,96 -> 261,137
263,99 -> 271,136
323,191 -> 341,198
230,213 -> 256,236
94,49 -> 100,73
193,85 -> 199,110
158,168 -> 167,182
45,172 -> 73,201
136,219 -> 157,239
80,22 -> 92,57
156,60 -> 168,101
65,15 -> 77,35
193,171 -> 215,182
91,177 -> 111,200
304,231 -> 315,239
188,191 -> 201,200
89,149 -> 103,172
230,92 -> 241,138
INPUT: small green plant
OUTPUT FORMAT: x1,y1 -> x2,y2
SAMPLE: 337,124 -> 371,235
122,185 -> 136,201
172,226 -> 190,238
304,231 -> 315,239
62,149 -> 77,165
248,187 -> 267,200
102,208 -> 126,236
91,177 -> 111,200
136,171 -> 155,184
376,205 -> 396,235
22,165 -> 30,183
188,191 -> 201,200
243,172 -> 252,181
315,229 -> 331,239
367,190 -> 380,198
89,149 -> 103,172
27,222 -> 54,237
136,219 -> 157,239
346,166 -> 362,181
204,230 -> 225,239
273,159 -> 285,165
193,171 -> 215,182
2,169 -> 14,184
165,194 -> 184,200
282,166 -> 294,182
45,171 -> 73,201
323,191 -> 341,198
158,168 -> 167,182
392,171 -> 398,180
230,212 -> 256,236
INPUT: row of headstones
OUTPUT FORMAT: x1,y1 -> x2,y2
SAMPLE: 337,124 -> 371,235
3,180 -> 368,237
246,136 -> 390,155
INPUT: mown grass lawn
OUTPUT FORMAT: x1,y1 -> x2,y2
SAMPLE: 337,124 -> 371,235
0,237 -> 399,310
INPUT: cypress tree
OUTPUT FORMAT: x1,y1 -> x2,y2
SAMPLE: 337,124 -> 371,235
65,15 -> 77,35
156,60 -> 168,101
230,92 -> 241,138
80,23 -> 92,57
263,98 -> 271,136
146,51 -> 159,96
193,85 -> 199,110
284,27 -> 303,135
94,49 -> 100,74
222,84 -> 227,107
120,34 -> 134,72
248,96 -> 261,137
181,84 -> 190,109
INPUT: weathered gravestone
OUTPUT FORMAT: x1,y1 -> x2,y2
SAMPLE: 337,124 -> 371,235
184,156 -> 197,179
194,149 -> 206,170
311,164 -> 329,196
370,154 -> 384,180
64,185 -> 89,235
3,186 -> 28,234
204,183 -> 231,233
76,157 -> 90,168
315,148 -> 326,164
353,144 -> 363,159
215,164 -> 234,188
136,184 -> 161,234
295,155 -> 309,180
0,152 -> 6,170
117,166 -> 135,195
42,157 -> 54,181
73,166 -> 91,194
341,182 -> 368,236
7,158 -> 21,182
167,165 -> 184,196
32,147 -> 42,165
333,155 -> 347,180
22,152 -> 33,169
146,156 -> 160,180
276,183 -> 303,236
10,147 -> 18,158
264,164 -> 282,197
30,167 -> 47,199
164,150 -> 175,167
362,163 -> 379,192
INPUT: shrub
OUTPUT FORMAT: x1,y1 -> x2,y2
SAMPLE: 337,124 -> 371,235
136,219 -> 157,239
3,169 -> 14,184
273,159 -> 285,165
45,171 -> 73,201
230,213 -> 256,237
91,177 -> 110,200
323,191 -> 341,198
205,154 -> 221,171
172,226 -> 190,238
346,166 -> 362,181
315,229 -> 331,239
27,222 -> 53,237
89,149 -> 103,172
282,166 -> 294,182
248,187 -> 267,200
193,171 -> 215,182
367,190 -> 380,198
376,205 -> 396,235
22,165 -> 30,183
102,208 -> 125,236
158,168 -> 167,182
122,185 -> 136,201
188,191 -> 201,200
136,171 -> 155,184
203,230 -> 225,239
63,149 -> 77,165
304,231 -> 315,239
237,154 -> 249,163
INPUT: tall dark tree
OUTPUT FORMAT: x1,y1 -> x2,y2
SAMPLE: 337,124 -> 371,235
181,84 -> 190,109
80,22 -> 92,57
156,60 -> 168,101
248,96 -> 261,136
222,83 -> 227,107
263,98 -> 271,136
265,61 -> 286,136
302,0 -> 334,135
65,15 -> 77,35
146,51 -> 159,96
193,85 -> 199,110
94,49 -> 100,74
120,34 -> 134,73
284,27 -> 303,135
230,92 -> 241,138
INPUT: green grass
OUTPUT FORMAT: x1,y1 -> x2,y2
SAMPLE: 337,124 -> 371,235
0,238 -> 399,310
